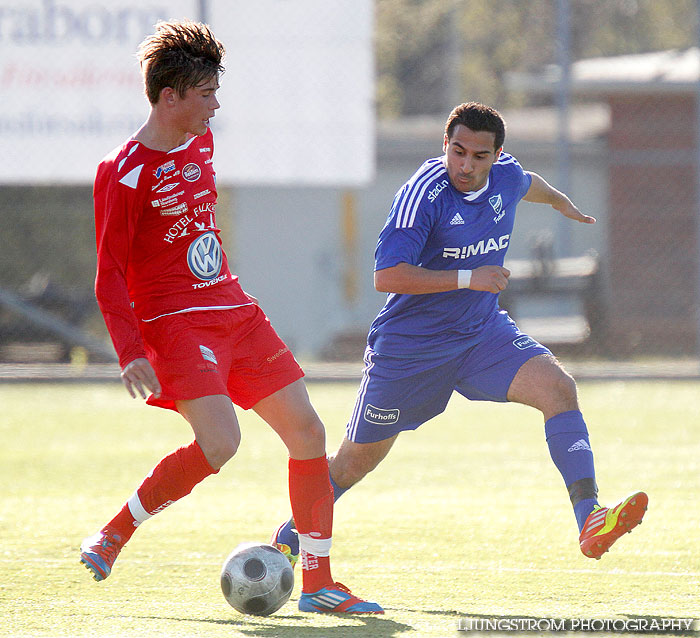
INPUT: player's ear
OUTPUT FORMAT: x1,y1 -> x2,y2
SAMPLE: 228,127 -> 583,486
443,133 -> 449,152
160,87 -> 177,105
494,146 -> 503,161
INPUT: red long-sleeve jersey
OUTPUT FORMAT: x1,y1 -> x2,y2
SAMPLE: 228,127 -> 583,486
94,128 -> 252,367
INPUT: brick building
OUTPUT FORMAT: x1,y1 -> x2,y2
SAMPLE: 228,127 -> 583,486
511,48 -> 700,355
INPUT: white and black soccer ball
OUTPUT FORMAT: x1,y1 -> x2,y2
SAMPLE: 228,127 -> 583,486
220,542 -> 295,616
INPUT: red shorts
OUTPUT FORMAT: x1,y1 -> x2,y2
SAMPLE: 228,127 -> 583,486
140,305 -> 304,411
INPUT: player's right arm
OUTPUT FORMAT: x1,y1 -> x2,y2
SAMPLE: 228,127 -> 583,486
375,262 -> 510,294
375,163 -> 510,296
93,163 -> 161,399
120,357 -> 161,400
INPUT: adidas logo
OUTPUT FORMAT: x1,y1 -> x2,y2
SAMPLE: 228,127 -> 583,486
568,439 -> 592,452
450,212 -> 465,225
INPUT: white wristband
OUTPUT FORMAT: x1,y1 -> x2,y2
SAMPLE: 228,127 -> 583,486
457,269 -> 472,289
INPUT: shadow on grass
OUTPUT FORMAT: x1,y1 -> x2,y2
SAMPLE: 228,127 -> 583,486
130,612 -> 413,637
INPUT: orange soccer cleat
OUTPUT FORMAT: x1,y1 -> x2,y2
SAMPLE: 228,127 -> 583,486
579,491 -> 648,559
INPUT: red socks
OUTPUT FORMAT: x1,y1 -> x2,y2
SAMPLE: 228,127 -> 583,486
107,440 -> 217,541
104,445 -> 334,594
288,456 -> 334,593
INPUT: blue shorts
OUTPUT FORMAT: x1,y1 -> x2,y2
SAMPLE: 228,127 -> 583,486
346,310 -> 551,443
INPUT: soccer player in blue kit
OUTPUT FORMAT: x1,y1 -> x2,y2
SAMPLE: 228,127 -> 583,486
273,102 -> 647,568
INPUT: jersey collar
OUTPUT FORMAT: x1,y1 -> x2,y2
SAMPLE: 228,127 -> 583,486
462,176 -> 490,202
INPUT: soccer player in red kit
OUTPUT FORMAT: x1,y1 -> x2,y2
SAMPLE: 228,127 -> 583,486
80,19 -> 382,614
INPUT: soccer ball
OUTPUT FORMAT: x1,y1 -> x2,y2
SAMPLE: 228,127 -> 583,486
220,542 -> 295,616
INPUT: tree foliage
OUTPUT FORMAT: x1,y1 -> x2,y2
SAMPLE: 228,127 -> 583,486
376,0 -> 697,117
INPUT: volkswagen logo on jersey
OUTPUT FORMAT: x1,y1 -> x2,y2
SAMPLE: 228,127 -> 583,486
187,231 -> 222,280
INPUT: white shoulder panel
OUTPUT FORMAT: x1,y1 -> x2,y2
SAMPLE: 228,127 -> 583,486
118,164 -> 144,189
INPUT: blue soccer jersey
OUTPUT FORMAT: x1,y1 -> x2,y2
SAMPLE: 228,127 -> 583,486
368,152 -> 532,358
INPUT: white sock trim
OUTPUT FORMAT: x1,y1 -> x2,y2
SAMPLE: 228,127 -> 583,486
298,533 -> 332,557
127,492 -> 152,524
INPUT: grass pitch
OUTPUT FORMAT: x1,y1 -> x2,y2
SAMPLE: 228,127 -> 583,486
0,380 -> 698,637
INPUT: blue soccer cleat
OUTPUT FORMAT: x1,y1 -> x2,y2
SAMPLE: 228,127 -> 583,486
299,582 -> 384,614
271,518 -> 299,568
80,528 -> 124,581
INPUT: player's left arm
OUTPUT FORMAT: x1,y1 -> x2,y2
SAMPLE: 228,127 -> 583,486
523,172 -> 596,224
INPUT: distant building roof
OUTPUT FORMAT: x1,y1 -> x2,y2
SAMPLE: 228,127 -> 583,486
378,103 -> 609,153
507,47 -> 700,95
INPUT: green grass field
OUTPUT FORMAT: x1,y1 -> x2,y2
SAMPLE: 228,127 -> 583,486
1,380 -> 698,637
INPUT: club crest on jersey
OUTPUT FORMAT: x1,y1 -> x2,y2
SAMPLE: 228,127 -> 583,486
154,160 -> 176,179
489,193 -> 506,223
187,231 -> 222,280
183,163 -> 201,182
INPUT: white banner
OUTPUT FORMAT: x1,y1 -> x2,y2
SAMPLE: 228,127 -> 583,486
210,0 -> 375,186
0,0 -> 374,186
0,0 -> 196,184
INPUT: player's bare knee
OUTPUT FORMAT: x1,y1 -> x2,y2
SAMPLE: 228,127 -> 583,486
552,368 -> 578,408
535,370 -> 579,418
534,355 -> 579,407
298,415 -> 325,443
282,415 -> 326,459
200,431 -> 241,470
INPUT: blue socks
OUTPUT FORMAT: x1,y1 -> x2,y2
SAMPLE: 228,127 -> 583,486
545,410 -> 598,531
329,472 -> 350,501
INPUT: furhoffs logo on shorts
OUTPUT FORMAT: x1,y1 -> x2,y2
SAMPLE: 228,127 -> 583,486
364,404 -> 400,425
513,335 -> 537,350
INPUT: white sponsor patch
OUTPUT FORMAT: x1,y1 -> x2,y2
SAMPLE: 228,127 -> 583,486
364,404 -> 400,425
513,335 -> 537,350
199,345 -> 218,364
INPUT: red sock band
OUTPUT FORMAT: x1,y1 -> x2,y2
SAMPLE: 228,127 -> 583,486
107,441 -> 217,541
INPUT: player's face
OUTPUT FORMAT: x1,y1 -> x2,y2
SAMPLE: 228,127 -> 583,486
443,125 -> 501,193
175,76 -> 220,136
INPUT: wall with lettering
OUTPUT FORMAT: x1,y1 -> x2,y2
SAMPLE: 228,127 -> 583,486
0,0 -> 374,186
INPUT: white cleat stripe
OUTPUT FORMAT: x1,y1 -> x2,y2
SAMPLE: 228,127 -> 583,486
317,593 -> 346,604
588,509 -> 608,522
591,510 -> 608,523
